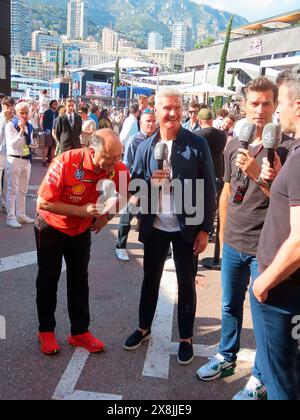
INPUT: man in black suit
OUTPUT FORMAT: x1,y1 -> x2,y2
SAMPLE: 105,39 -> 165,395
124,89 -> 216,365
54,98 -> 82,154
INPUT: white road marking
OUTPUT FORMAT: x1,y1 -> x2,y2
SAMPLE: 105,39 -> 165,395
0,316 -> 6,340
143,266 -> 256,379
0,251 -> 66,273
143,270 -> 177,379
52,348 -> 122,401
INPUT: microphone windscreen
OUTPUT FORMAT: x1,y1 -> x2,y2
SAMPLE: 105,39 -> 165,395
154,142 -> 168,161
262,123 -> 281,149
239,122 -> 257,145
100,180 -> 116,198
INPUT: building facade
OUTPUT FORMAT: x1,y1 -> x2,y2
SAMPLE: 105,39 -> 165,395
67,0 -> 88,40
172,23 -> 193,53
0,0 -> 11,95
32,31 -> 61,53
11,0 -> 32,55
102,28 -> 119,53
148,32 -> 163,51
185,19 -> 300,71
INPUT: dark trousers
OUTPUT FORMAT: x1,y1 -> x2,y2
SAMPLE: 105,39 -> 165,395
35,215 -> 91,336
139,228 -> 198,339
116,209 -> 135,249
250,278 -> 300,400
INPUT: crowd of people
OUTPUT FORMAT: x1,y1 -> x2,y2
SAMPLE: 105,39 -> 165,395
1,70 -> 300,400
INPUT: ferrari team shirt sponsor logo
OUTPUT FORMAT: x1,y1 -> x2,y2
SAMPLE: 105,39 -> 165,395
72,184 -> 86,195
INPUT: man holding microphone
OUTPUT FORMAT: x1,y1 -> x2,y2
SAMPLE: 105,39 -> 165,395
124,89 -> 216,365
35,129 -> 129,355
250,69 -> 300,400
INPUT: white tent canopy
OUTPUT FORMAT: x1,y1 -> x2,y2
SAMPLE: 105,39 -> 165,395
121,78 -> 191,92
182,83 -> 236,97
142,61 -> 280,88
72,58 -> 158,73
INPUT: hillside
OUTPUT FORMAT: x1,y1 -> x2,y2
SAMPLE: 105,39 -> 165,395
28,0 -> 248,48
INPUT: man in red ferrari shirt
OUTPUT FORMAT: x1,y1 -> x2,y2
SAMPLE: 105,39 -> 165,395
35,129 -> 129,355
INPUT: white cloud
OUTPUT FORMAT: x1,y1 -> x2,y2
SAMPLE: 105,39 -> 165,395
194,0 -> 299,21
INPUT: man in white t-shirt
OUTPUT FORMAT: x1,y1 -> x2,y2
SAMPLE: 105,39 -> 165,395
124,89 -> 216,365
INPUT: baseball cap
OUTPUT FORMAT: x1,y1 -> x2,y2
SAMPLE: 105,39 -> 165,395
198,109 -> 213,120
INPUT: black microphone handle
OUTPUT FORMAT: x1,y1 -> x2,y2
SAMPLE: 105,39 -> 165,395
157,160 -> 164,170
267,148 -> 275,169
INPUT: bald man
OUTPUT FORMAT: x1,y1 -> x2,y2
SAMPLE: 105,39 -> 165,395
35,129 -> 129,355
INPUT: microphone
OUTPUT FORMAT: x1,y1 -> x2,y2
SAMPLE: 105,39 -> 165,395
236,122 -> 257,180
96,179 -> 118,216
154,142 -> 168,170
100,179 -> 116,201
262,123 -> 281,169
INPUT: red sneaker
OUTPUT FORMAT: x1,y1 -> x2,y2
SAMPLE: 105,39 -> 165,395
38,332 -> 60,355
67,332 -> 106,353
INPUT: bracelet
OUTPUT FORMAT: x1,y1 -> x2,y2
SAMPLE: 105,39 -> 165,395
256,175 -> 272,190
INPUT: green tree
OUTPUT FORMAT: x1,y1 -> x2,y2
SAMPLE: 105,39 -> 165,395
55,48 -> 59,77
61,49 -> 66,78
214,16 -> 233,111
113,59 -> 120,97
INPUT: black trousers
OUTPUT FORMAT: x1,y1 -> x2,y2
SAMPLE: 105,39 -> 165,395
35,215 -> 91,336
139,228 -> 198,339
116,209 -> 135,249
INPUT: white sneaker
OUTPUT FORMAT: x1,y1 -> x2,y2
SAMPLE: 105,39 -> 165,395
232,375 -> 267,400
115,248 -> 130,262
164,258 -> 175,271
17,216 -> 35,224
197,353 -> 236,381
6,219 -> 22,229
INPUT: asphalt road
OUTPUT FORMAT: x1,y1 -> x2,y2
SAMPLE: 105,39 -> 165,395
0,160 -> 256,401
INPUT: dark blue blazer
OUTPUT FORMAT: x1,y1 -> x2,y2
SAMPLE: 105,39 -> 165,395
131,127 -> 217,244
42,108 -> 58,132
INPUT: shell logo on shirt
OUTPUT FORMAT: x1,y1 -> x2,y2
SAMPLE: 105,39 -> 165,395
72,184 -> 86,195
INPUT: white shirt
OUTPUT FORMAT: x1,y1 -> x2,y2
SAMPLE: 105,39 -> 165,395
81,118 -> 96,146
153,140 -> 181,233
119,114 -> 139,149
0,113 -> 8,157
5,122 -> 32,157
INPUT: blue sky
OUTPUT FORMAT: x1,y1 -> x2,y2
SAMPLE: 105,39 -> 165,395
195,0 -> 299,22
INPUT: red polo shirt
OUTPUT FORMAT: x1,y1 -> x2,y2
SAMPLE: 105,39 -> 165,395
38,149 -> 130,236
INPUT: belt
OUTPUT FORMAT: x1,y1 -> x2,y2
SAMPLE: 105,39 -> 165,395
9,155 -> 30,160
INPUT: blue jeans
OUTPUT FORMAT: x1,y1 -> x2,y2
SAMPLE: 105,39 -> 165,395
219,243 -> 260,365
250,278 -> 300,400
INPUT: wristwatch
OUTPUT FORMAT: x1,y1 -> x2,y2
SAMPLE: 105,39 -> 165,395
105,212 -> 114,221
256,175 -> 272,190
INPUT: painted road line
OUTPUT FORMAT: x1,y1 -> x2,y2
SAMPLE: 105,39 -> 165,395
52,348 -> 122,401
0,316 -> 6,340
143,265 -> 255,379
0,251 -> 66,273
0,251 -> 37,273
142,269 -> 177,379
